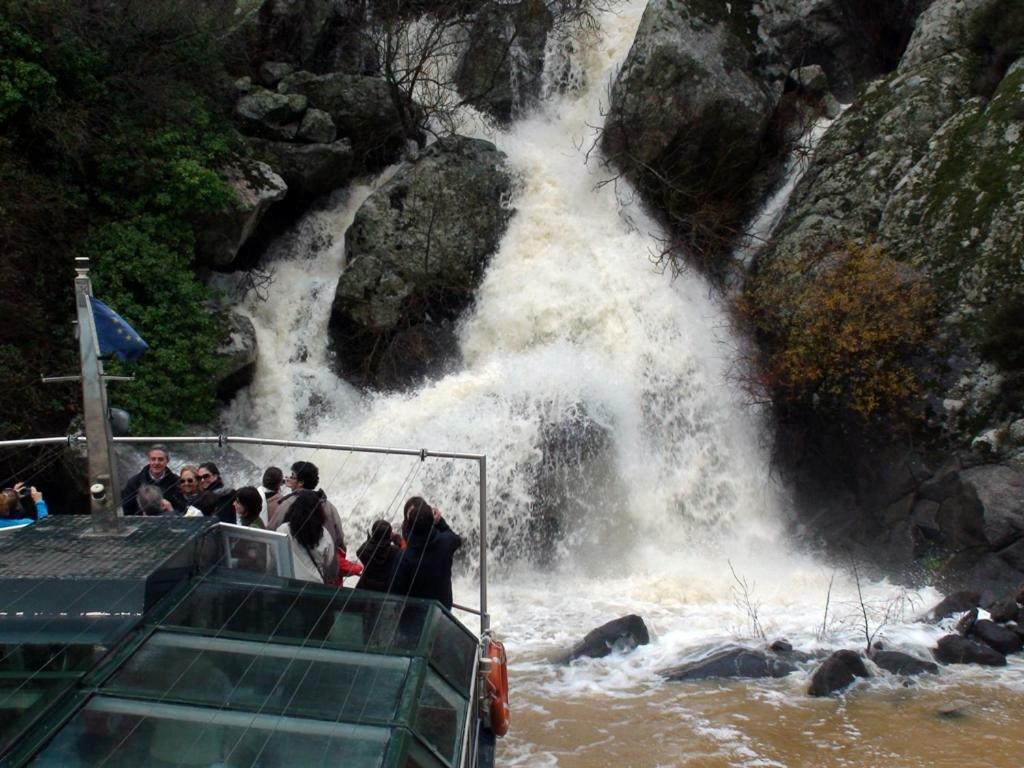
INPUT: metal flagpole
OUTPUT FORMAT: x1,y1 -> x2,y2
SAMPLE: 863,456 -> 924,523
74,258 -> 122,532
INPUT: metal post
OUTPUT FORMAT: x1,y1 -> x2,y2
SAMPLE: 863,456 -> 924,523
478,455 -> 489,635
74,260 -> 121,532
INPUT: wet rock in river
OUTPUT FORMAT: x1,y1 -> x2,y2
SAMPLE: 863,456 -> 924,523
924,591 -> 980,621
971,620 -> 1023,656
933,634 -> 1007,666
936,700 -> 971,719
985,595 -> 1020,624
807,650 -> 870,697
560,615 -> 650,663
869,650 -> 938,676
659,647 -> 796,682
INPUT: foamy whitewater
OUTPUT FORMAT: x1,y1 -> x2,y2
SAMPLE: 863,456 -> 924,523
223,2 -> 1021,762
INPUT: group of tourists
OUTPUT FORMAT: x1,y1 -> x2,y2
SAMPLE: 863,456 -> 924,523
121,445 -> 463,609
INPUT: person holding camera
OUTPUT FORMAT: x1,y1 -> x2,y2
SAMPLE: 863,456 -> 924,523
0,482 -> 48,529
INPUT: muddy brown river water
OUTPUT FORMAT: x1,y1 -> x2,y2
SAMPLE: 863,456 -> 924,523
500,674 -> 1024,767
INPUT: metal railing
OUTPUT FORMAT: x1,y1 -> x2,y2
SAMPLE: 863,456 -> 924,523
0,433 -> 490,634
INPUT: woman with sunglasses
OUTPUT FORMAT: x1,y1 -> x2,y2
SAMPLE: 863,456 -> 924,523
177,465 -> 201,508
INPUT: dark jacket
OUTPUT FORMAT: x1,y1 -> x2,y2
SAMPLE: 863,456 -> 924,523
390,518 -> 462,609
205,479 -> 235,524
355,537 -> 401,593
122,466 -> 185,515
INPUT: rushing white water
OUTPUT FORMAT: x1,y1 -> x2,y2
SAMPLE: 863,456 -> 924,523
224,2 -> 1022,764
734,106 -> 847,265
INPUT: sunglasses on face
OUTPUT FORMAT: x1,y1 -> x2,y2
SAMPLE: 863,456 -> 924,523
197,474 -> 213,481
180,478 -> 197,484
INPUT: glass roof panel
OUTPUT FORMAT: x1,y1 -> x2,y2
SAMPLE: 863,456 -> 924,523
103,631 -> 411,725
413,667 -> 467,765
29,695 -> 391,767
0,642 -> 112,755
428,612 -> 477,696
161,580 -> 433,655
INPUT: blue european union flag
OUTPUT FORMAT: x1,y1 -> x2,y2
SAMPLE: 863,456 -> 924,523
90,297 -> 149,362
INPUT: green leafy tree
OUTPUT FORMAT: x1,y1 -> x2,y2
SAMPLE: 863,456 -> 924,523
0,0 -> 243,437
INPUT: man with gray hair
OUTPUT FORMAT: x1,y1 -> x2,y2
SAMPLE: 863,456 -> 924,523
122,444 -> 185,515
137,485 -> 171,516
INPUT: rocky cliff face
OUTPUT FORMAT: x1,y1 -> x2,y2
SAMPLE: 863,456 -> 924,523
602,0 -> 1023,589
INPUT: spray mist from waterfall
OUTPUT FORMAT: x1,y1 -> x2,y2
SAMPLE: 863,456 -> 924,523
224,2 -> 946,697
227,0 -> 784,573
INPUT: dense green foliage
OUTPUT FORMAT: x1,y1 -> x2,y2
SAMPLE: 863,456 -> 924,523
0,0 -> 243,436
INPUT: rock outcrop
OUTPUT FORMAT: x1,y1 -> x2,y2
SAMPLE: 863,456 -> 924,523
560,615 -> 650,663
329,136 -> 515,389
277,71 -> 409,169
214,311 -> 258,401
807,649 -> 870,696
869,649 -> 939,676
660,647 -> 797,682
195,161 -> 288,270
933,634 -> 1008,666
602,0 -> 780,266
455,0 -> 554,124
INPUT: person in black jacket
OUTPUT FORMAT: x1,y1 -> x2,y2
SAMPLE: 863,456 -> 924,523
121,445 -> 184,515
356,520 -> 401,593
197,462 -> 235,524
390,497 -> 462,610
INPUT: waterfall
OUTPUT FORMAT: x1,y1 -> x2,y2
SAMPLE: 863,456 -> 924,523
227,0 -> 785,570
226,2 -> 946,722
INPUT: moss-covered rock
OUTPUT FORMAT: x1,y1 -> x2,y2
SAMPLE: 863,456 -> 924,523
329,135 -> 515,389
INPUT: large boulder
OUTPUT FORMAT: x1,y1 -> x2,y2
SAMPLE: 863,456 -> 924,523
959,464 -> 1024,550
756,0 -> 1023,432
559,615 -> 650,663
214,311 -> 258,401
251,138 -> 354,201
660,647 -> 796,682
195,161 -> 287,269
602,0 -> 779,257
329,136 -> 514,389
933,633 -> 1008,665
526,405 -> 618,561
971,619 -> 1023,655
234,88 -> 308,140
807,649 -> 870,696
455,0 -> 553,124
277,71 -> 409,169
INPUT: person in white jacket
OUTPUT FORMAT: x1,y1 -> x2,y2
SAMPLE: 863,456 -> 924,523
278,490 -> 339,584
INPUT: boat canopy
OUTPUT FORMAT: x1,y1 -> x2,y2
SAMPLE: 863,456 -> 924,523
3,567 -> 485,767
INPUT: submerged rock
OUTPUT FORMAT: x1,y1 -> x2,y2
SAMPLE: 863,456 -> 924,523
933,634 -> 1007,666
869,650 -> 939,676
936,699 -> 971,719
807,650 -> 870,696
560,615 -> 650,663
660,647 -> 796,682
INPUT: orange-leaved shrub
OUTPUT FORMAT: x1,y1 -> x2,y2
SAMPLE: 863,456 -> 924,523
743,241 -> 936,422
